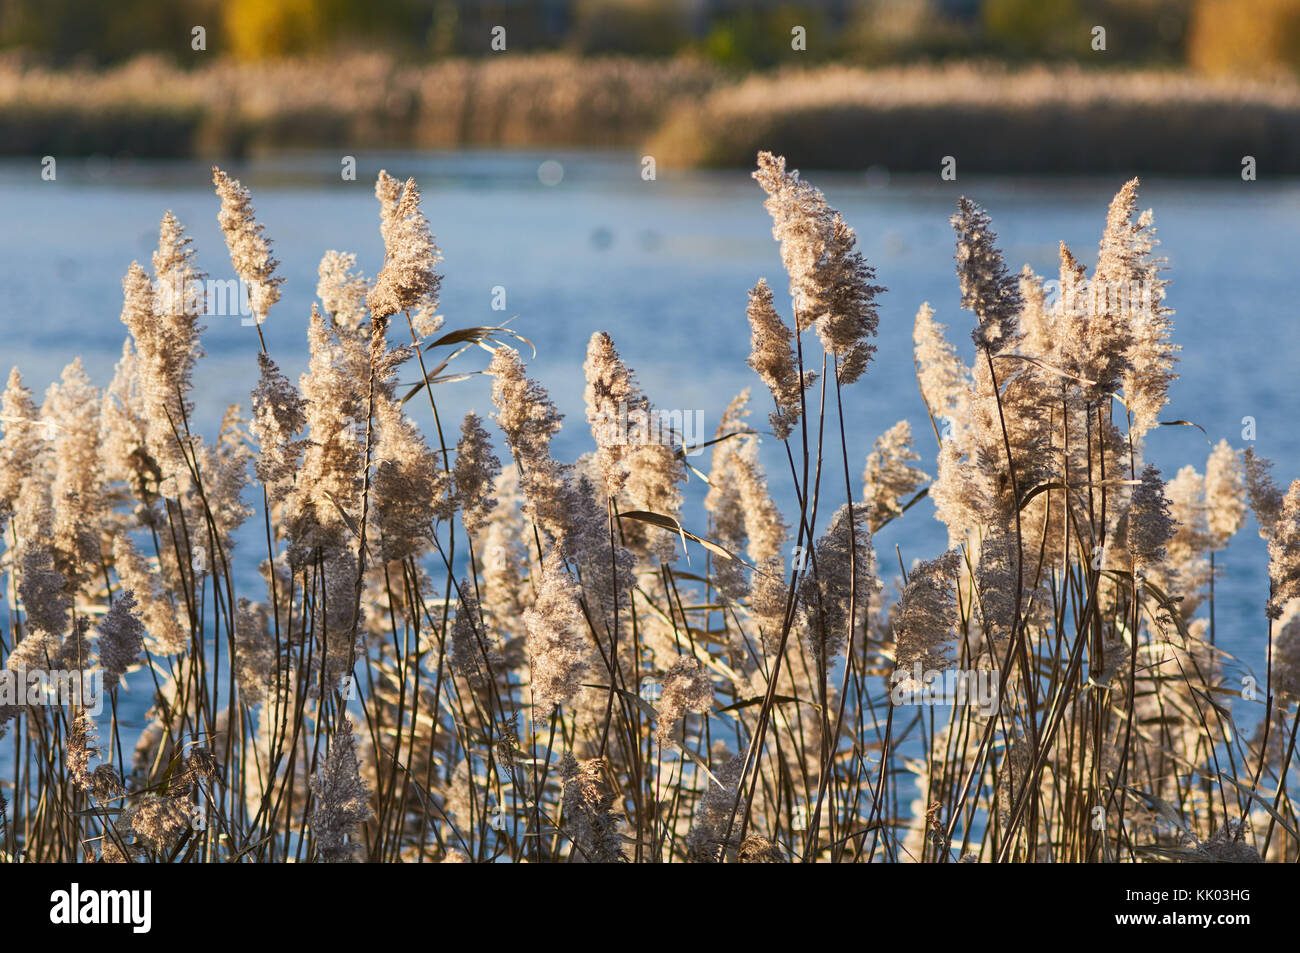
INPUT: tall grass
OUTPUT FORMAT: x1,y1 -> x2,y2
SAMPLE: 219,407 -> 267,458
0,154 -> 1295,863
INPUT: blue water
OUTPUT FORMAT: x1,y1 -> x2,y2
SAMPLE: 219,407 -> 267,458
1,150 -> 1298,719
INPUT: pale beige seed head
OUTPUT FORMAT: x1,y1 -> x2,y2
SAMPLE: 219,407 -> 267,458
250,351 -> 307,498
560,753 -> 626,863
44,358 -> 104,590
213,167 -> 283,324
122,213 -> 206,492
655,656 -> 713,748
745,279 -> 814,439
453,412 -> 501,535
1205,439 -> 1247,550
129,794 -> 190,854
893,549 -> 963,674
951,197 -> 1021,351
372,392 -> 448,562
862,420 -> 929,533
316,250 -> 370,330
704,394 -> 751,554
98,590 -> 145,689
1267,480 -> 1300,618
112,535 -> 187,656
368,171 -> 442,331
310,719 -> 373,863
524,553 -> 592,715
583,330 -> 643,498
1129,463 -> 1176,571
800,503 -> 877,662
752,151 -> 882,369
736,449 -> 786,565
1244,448 -> 1284,540
913,302 -> 970,427
233,597 -> 274,707
0,367 -> 42,530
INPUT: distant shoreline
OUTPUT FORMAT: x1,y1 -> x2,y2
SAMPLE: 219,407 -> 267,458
4,54 -> 1300,174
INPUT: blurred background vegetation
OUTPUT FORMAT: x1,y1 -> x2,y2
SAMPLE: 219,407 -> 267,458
1,0 -> 1298,76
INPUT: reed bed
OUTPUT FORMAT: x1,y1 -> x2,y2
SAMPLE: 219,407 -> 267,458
648,61 -> 1300,172
6,53 -> 1300,172
1,152 -> 1296,863
0,52 -> 719,157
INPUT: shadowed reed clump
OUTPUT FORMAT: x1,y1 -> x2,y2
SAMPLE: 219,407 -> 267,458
1,154 -> 1296,864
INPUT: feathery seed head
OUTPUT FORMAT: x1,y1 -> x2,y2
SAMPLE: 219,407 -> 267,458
1130,464 -> 1176,571
524,553 -> 593,715
951,197 -> 1021,351
655,656 -> 713,747
368,171 -> 442,331
316,250 -> 370,331
893,549 -> 963,674
213,167 -> 283,324
1244,448 -> 1284,540
752,152 -> 882,374
560,753 -> 626,863
453,412 -> 501,535
310,719 -> 373,863
98,590 -> 145,689
1266,480 -> 1300,619
745,278 -> 814,439
1205,439 -> 1247,550
862,420 -> 929,533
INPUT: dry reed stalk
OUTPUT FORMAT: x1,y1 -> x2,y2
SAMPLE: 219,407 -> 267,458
0,154 -> 1292,864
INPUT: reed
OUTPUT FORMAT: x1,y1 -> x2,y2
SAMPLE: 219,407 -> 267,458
0,153 -> 1294,863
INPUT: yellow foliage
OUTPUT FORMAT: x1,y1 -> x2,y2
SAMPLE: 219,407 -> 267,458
223,0 -> 332,61
1188,0 -> 1300,75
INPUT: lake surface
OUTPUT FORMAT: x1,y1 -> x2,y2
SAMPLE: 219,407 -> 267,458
2,150 -> 1298,713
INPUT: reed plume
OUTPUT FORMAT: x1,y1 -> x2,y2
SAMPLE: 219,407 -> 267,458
0,157 -> 1293,868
